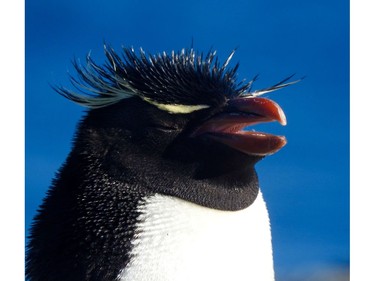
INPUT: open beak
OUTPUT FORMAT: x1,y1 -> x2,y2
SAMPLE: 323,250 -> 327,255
191,97 -> 287,156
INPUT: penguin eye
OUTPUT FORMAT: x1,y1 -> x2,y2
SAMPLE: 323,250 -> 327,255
143,97 -> 210,114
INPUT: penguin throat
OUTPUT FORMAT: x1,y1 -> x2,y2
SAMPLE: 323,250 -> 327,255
105,152 -> 260,211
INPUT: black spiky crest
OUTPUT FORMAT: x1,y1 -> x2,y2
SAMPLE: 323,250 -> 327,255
54,44 -> 303,110
54,45 -> 250,109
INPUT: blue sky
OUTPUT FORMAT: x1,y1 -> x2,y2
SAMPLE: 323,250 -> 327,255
25,0 -> 349,279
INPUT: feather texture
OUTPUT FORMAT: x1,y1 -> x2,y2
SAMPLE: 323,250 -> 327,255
54,45 -> 248,108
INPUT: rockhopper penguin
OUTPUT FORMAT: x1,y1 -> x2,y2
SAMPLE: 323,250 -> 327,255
26,45 -> 301,281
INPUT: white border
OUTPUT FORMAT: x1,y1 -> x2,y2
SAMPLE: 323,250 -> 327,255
351,1 -> 375,280
0,0 -> 25,279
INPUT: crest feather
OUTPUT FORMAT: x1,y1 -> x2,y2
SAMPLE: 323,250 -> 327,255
54,44 -> 303,109
54,45 -> 252,108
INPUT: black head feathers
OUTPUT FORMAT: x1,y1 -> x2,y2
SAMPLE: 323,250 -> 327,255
54,44 -> 302,113
54,46 -> 246,110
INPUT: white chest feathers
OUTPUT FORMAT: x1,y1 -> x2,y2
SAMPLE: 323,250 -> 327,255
118,191 -> 275,281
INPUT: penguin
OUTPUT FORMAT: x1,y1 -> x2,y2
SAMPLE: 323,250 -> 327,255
26,45 -> 301,281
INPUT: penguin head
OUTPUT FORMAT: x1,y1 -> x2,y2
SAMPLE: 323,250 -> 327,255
56,45 -> 300,210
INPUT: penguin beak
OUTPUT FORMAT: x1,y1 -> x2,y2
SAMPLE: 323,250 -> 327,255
191,97 -> 287,156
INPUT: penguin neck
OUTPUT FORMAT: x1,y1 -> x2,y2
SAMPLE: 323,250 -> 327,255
84,141 -> 260,211
142,161 -> 260,211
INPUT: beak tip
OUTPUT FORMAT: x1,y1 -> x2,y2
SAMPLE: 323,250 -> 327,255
277,106 -> 287,126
